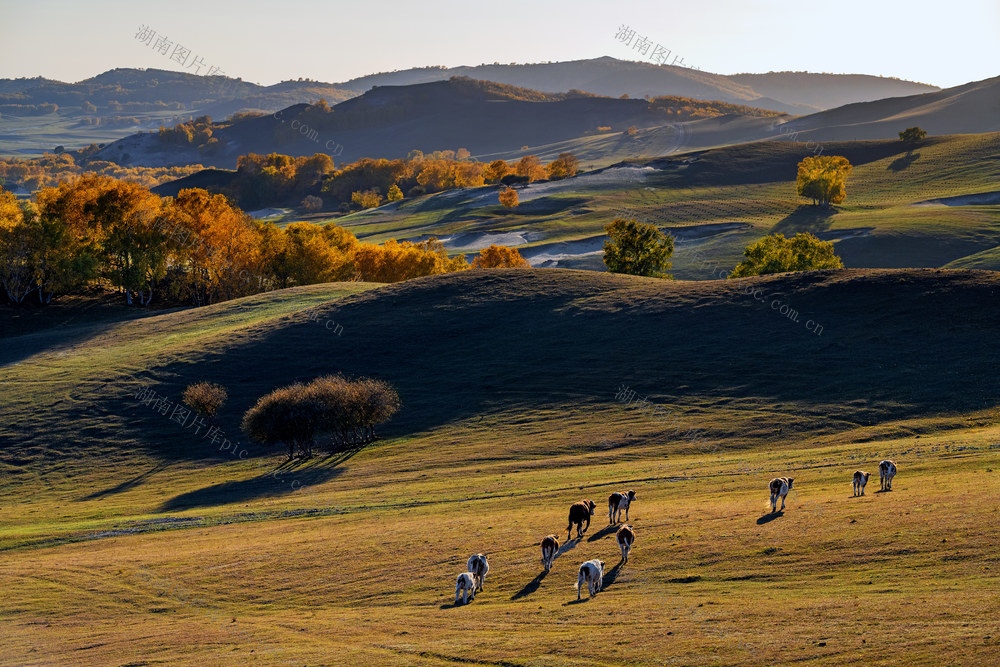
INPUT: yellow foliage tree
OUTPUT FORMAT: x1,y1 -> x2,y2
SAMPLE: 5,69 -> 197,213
498,187 -> 519,208
387,184 -> 404,202
796,155 -> 852,208
471,244 -> 530,268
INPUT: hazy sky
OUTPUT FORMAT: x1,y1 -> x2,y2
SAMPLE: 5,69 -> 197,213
1,0 -> 997,88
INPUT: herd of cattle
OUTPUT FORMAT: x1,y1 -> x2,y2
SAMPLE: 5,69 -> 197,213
454,460 -> 899,604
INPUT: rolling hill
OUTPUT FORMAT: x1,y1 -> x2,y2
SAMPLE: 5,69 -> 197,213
3,268 -> 1000,664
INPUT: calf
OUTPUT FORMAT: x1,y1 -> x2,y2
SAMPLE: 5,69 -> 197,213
466,553 -> 489,592
455,572 -> 476,604
567,500 -> 597,540
852,470 -> 871,496
769,477 -> 794,512
576,559 -> 606,600
608,489 -> 637,524
540,535 -> 559,573
879,460 -> 897,491
616,524 -> 635,563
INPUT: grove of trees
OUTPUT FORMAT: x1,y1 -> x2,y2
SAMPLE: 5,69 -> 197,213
602,218 -> 674,278
241,375 -> 401,458
471,244 -> 530,268
728,232 -> 844,278
796,155 -> 852,208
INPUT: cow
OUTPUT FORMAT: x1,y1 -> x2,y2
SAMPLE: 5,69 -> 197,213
853,470 -> 871,497
616,525 -> 635,563
466,553 -> 490,592
455,572 -> 476,604
567,500 -> 597,540
769,477 -> 794,512
608,489 -> 637,524
879,460 -> 897,491
540,535 -> 559,573
576,559 -> 606,600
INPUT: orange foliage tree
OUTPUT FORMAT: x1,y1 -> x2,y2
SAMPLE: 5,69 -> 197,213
471,244 -> 530,268
498,186 -> 519,208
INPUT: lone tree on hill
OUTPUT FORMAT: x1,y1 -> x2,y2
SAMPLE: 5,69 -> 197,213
498,186 -> 519,208
728,232 -> 843,278
899,127 -> 928,143
242,382 -> 326,459
602,218 -> 674,278
182,382 -> 228,422
472,244 -> 530,268
796,155 -> 852,208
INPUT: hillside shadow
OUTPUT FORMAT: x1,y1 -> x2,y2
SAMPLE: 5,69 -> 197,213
156,453 -> 354,512
511,571 -> 548,600
587,524 -> 619,542
756,511 -> 784,525
771,206 -> 837,236
77,463 -> 170,501
888,152 -> 920,172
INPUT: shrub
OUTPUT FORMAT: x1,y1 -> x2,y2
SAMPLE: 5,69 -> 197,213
728,232 -> 844,278
498,186 -> 519,208
182,382 -> 228,419
300,195 -> 323,212
241,383 -> 326,459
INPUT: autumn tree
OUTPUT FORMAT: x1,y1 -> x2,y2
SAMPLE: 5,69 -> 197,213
516,155 -> 547,182
300,195 -> 323,212
796,155 -> 852,208
547,152 -> 579,180
899,127 -> 927,143
602,218 -> 674,278
351,189 -> 383,209
498,186 -> 519,208
308,375 -> 401,448
729,232 -> 844,278
278,221 -> 355,286
483,159 -> 511,184
0,187 -> 35,303
242,382 -> 327,459
387,184 -> 404,202
182,382 -> 228,421
471,244 -> 530,268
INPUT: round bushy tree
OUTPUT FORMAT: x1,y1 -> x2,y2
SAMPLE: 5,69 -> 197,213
602,218 -> 674,278
729,232 -> 844,278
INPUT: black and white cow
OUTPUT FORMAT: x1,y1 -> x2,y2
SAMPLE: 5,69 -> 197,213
608,489 -> 637,524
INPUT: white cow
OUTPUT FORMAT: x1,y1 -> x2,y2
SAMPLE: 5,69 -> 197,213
467,553 -> 490,592
455,572 -> 476,604
576,559 -> 606,600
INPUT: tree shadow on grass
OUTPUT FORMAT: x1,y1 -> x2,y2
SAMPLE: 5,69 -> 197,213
888,152 -> 920,172
511,571 -> 548,600
77,462 -> 171,501
587,523 -> 619,542
771,205 -> 837,236
156,449 -> 360,512
756,511 -> 784,525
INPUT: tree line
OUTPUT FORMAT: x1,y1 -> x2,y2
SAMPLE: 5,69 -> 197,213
0,176 -> 530,306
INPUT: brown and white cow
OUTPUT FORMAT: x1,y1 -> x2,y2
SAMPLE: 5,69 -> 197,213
852,470 -> 871,496
466,553 -> 489,592
769,477 -> 794,512
616,524 -> 635,563
608,489 -> 637,524
567,500 -> 597,540
455,572 -> 476,604
576,559 -> 606,600
879,460 -> 897,491
540,534 -> 559,573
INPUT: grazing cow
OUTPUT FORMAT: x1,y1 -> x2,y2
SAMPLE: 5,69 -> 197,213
567,500 -> 597,540
466,553 -> 490,592
852,470 -> 871,497
769,477 -> 794,512
616,524 -> 635,563
455,572 -> 476,604
879,460 -> 897,491
540,535 -> 559,573
608,489 -> 637,524
576,559 -> 606,600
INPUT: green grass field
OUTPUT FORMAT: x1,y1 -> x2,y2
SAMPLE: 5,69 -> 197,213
3,269 -> 1000,665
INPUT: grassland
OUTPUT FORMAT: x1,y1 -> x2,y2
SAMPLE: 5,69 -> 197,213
316,132 -> 1000,278
3,269 -> 1000,665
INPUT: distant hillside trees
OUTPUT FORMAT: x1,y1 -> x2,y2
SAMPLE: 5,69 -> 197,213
300,194 -> 322,211
387,184 -> 404,202
899,127 -> 927,143
516,156 -> 547,182
498,186 -> 519,208
602,218 -> 674,278
484,159 -> 511,184
351,189 -> 383,209
729,232 -> 844,278
796,155 -> 852,208
472,244 -> 529,268
0,152 -> 204,192
242,375 -> 401,458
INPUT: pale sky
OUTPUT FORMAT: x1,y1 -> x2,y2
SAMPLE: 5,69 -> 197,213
1,0 -> 997,89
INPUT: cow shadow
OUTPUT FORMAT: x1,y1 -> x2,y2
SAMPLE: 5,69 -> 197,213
558,537 -> 581,555
874,488 -> 893,494
511,571 -> 548,600
602,561 -> 623,588
587,524 -> 619,542
756,511 -> 784,525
